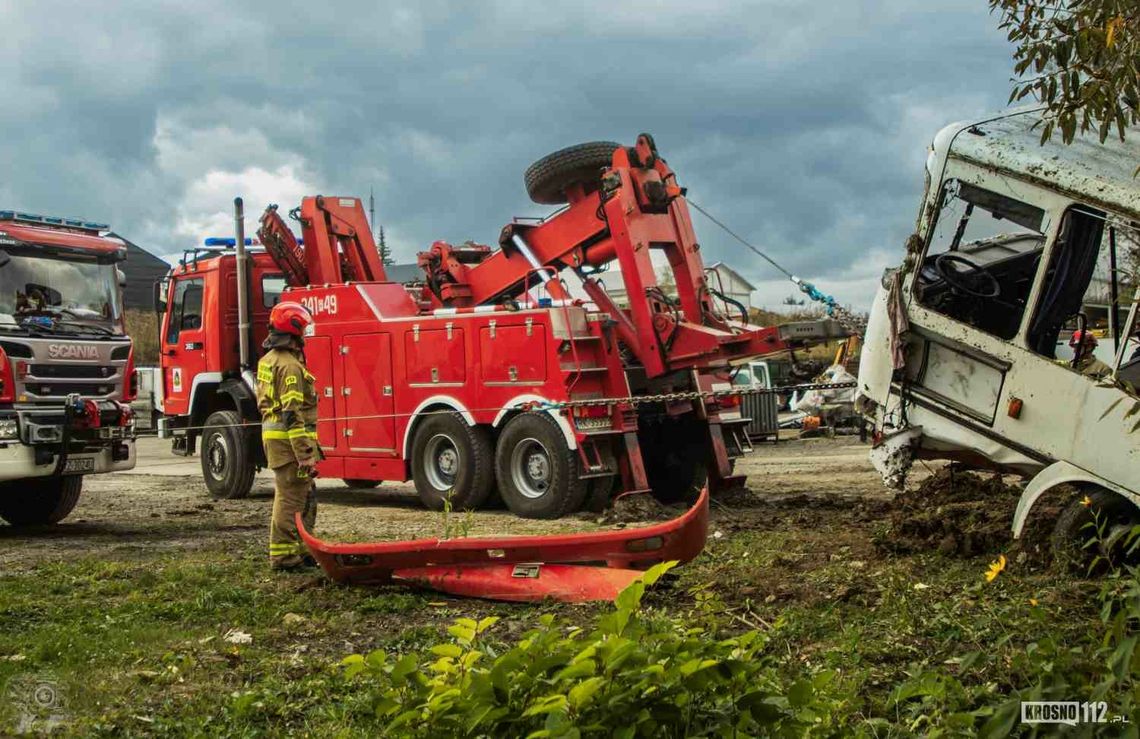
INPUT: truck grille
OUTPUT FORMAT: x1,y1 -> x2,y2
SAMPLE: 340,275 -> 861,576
29,364 -> 116,379
25,382 -> 117,398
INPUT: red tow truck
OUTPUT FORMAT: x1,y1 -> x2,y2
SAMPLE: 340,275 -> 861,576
157,136 -> 804,520
0,211 -> 137,526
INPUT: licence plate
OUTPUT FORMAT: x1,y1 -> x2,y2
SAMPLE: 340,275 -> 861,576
62,457 -> 95,475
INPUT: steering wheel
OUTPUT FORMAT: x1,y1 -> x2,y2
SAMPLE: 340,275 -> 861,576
934,253 -> 1000,298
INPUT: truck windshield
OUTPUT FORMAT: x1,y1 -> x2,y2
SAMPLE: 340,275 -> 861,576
0,251 -> 122,330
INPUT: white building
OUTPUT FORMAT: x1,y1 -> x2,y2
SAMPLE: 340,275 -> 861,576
569,259 -> 755,312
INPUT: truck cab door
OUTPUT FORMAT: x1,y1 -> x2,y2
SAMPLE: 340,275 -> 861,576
161,278 -> 207,417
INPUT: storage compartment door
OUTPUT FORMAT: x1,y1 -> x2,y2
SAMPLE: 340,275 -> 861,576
342,334 -> 396,451
303,335 -> 338,451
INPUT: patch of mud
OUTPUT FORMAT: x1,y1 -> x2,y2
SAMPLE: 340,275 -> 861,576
595,493 -> 683,525
876,467 -> 1021,557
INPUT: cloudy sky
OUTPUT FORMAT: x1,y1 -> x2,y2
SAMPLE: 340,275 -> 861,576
0,0 -> 1020,310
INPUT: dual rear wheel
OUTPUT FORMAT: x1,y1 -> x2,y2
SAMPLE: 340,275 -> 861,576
409,411 -> 587,520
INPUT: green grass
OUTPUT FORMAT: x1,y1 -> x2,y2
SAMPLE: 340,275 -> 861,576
0,515 -> 1112,736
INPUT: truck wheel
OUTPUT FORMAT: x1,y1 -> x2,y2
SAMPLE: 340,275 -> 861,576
201,410 -> 257,500
639,420 -> 708,505
343,479 -> 382,489
495,412 -> 586,519
0,476 -> 82,526
524,141 -> 622,205
410,412 -> 493,511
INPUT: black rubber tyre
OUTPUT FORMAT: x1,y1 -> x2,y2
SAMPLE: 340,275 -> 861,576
410,412 -> 494,511
638,419 -> 709,505
495,412 -> 587,519
524,141 -> 622,205
583,475 -> 618,513
343,479 -> 382,489
201,410 -> 257,500
0,476 -> 83,526
1052,489 -> 1140,569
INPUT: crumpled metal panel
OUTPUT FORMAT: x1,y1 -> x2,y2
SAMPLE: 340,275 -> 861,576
297,488 -> 708,602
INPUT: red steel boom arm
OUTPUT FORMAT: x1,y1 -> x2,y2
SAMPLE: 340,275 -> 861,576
258,196 -> 387,286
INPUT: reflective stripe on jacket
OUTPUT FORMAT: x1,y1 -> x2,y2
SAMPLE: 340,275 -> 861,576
256,347 -> 321,468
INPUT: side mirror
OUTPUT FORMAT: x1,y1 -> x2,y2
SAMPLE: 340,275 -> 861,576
117,268 -> 127,288
152,279 -> 166,316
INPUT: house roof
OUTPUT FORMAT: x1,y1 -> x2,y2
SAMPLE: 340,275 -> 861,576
706,261 -> 756,291
938,108 -> 1140,219
122,241 -> 171,311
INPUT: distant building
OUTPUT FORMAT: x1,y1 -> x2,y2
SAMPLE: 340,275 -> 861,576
580,260 -> 755,312
122,242 -> 172,311
704,262 -> 756,312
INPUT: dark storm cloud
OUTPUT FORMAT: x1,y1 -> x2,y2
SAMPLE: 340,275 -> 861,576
0,0 -> 1016,307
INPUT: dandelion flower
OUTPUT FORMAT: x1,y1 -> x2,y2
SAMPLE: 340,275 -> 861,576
984,554 -> 1007,583
1029,598 -> 1038,606
1080,495 -> 1093,507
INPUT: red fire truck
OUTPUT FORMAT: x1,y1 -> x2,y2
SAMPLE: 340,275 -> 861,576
0,211 -> 137,526
157,136 -> 808,518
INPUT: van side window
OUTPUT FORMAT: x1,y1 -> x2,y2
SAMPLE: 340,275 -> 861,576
1027,208 -> 1140,377
914,180 -> 1046,340
166,278 -> 204,344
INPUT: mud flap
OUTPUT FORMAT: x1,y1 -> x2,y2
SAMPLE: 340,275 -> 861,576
296,487 -> 709,602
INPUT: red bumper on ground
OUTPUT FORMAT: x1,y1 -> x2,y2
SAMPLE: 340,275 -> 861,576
296,488 -> 709,602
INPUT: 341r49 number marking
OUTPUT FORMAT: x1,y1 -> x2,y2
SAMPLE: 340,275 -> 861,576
301,295 -> 338,316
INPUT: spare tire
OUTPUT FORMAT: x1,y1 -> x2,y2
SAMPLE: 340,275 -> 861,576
524,141 -> 621,205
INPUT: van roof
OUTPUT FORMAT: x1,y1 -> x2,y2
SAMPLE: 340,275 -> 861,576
938,108 -> 1140,219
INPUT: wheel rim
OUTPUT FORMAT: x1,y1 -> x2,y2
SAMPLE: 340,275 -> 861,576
510,437 -> 551,500
423,434 -> 460,492
205,432 -> 228,481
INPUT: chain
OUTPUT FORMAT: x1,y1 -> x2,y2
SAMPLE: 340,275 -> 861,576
133,381 -> 856,437
522,381 -> 857,411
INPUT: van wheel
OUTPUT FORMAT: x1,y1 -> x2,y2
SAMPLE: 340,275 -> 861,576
1052,489 -> 1140,570
496,413 -> 586,519
0,476 -> 83,526
411,412 -> 493,511
201,410 -> 257,499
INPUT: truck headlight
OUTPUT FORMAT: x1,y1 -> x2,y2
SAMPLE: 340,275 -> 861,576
0,418 -> 18,441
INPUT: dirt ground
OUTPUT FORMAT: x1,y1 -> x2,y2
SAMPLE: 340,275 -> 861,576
0,435 -> 890,574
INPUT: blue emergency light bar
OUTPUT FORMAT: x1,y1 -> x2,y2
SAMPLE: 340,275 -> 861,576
0,210 -> 109,232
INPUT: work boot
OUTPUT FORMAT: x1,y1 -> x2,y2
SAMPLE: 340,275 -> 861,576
270,554 -> 317,572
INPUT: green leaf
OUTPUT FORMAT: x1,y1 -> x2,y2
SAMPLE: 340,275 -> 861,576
523,694 -> 570,717
787,679 -> 814,709
391,653 -> 419,683
554,660 -> 596,682
430,643 -> 463,659
568,677 -> 605,708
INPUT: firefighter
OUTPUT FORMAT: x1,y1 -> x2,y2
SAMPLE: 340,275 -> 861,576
257,301 -> 322,570
1070,329 -> 1112,380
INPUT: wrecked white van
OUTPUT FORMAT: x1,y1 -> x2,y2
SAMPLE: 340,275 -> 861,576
857,108 -> 1140,543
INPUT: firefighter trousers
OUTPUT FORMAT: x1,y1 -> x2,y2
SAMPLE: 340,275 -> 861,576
269,461 -> 317,569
